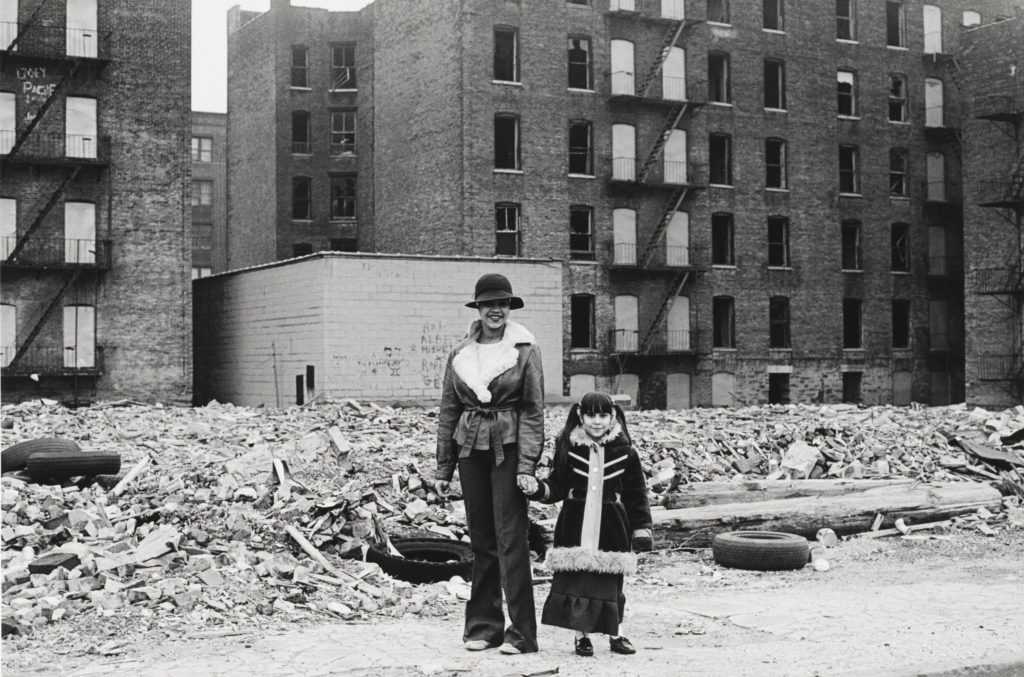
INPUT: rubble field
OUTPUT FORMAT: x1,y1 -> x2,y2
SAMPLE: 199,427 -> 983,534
2,398 -> 1022,668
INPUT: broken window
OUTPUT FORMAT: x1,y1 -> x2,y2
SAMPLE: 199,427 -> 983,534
494,114 -> 520,170
891,222 -> 910,272
331,44 -> 356,90
764,58 -> 786,109
711,213 -> 734,265
708,52 -> 731,104
570,206 -> 594,260
713,296 -> 735,348
843,298 -> 862,348
888,74 -> 907,122
330,175 -> 356,220
568,37 -> 591,89
191,136 -> 212,162
709,133 -> 732,185
766,138 -> 787,189
569,121 -> 593,175
892,299 -> 910,348
889,148 -> 908,197
494,27 -> 519,82
330,110 -> 356,155
769,296 -> 791,349
292,177 -> 311,220
708,0 -> 730,23
839,144 -> 859,194
291,45 -> 308,87
292,111 -> 311,154
768,216 -> 790,267
570,294 -> 595,349
837,70 -> 856,116
886,1 -> 905,47
842,220 -> 862,270
763,0 -> 783,30
836,0 -> 856,40
495,203 -> 520,256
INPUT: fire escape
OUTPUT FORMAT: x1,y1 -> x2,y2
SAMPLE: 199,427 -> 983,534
973,87 -> 1024,398
606,1 -> 705,360
1,12 -> 112,380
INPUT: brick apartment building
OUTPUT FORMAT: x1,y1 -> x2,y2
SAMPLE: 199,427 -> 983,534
1,0 -> 192,404
225,0 -> 1023,409
191,111 -> 227,277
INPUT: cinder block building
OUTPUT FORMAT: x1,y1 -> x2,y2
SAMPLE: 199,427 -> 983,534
1,0 -> 192,404
191,111 -> 227,278
225,0 -> 1023,409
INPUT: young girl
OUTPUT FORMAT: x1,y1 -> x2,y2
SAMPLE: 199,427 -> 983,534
517,392 -> 653,657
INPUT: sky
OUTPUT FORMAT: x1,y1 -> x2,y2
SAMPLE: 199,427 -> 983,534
191,0 -> 372,113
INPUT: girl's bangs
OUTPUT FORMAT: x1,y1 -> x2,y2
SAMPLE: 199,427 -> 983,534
577,392 -> 614,415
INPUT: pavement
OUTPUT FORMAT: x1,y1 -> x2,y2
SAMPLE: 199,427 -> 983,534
17,573 -> 1024,677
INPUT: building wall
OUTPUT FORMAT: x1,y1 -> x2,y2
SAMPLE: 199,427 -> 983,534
194,254 -> 563,407
2,0 -> 192,404
191,111 -> 227,275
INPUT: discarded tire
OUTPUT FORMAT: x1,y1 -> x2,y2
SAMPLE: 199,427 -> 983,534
2,438 -> 81,472
25,450 -> 121,481
366,537 -> 473,584
712,531 -> 809,571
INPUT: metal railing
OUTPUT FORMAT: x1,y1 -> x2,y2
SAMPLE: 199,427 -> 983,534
662,160 -> 688,185
2,346 -> 105,375
612,157 -> 637,181
660,0 -> 686,19
2,132 -> 110,164
2,237 -> 112,268
978,354 -> 1023,381
661,75 -> 686,101
974,267 -> 1023,294
614,243 -> 637,265
609,0 -> 637,11
291,141 -> 311,154
978,177 -> 1023,206
609,329 -> 639,353
927,255 -> 948,276
611,71 -> 635,96
1,22 -> 109,60
973,93 -> 1023,119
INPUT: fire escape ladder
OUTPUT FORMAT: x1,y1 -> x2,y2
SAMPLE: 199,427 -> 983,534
640,269 -> 691,354
7,166 -> 82,263
7,269 -> 82,370
5,0 -> 53,52
8,61 -> 80,157
637,102 -> 687,183
639,187 -> 687,268
637,19 -> 686,99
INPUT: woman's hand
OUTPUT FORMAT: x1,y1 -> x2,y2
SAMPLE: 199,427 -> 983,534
516,474 -> 538,496
434,480 -> 450,497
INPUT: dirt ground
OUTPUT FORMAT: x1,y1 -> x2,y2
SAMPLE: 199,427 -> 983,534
4,527 -> 1023,677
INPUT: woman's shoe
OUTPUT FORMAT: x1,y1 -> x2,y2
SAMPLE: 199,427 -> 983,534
609,636 -> 636,655
464,639 -> 492,651
574,636 -> 594,657
498,643 -> 522,655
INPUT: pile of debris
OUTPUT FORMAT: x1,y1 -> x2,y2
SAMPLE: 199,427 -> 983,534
1,398 -> 1022,642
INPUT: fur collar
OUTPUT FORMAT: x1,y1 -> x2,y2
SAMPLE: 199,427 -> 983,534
451,320 -> 535,404
545,546 -> 637,576
568,419 -> 623,448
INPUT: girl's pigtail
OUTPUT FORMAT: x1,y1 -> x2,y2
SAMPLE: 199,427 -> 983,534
613,403 -> 632,445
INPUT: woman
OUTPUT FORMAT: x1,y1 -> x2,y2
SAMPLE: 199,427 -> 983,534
434,273 -> 544,655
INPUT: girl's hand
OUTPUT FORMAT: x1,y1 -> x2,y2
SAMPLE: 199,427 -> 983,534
516,474 -> 538,495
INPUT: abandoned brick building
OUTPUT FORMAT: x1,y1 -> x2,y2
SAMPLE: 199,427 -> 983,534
221,0 -> 1023,410
1,0 -> 192,404
190,111 -> 227,278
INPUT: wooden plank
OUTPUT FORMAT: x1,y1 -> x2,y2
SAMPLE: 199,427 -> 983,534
662,479 -> 917,509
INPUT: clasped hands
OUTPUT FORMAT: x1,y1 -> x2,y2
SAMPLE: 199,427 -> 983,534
435,475 -> 539,497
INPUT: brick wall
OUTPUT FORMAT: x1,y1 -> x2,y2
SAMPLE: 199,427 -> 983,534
194,253 -> 563,406
191,112 -> 227,273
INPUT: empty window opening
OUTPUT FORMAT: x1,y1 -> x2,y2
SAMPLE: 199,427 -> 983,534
891,222 -> 910,272
708,52 -> 731,103
768,216 -> 790,267
769,296 -> 791,348
570,206 -> 594,260
494,114 -> 520,170
292,111 -> 311,154
842,220 -> 862,270
496,203 -> 520,256
892,299 -> 911,348
494,28 -> 519,82
843,298 -> 862,348
708,0 -> 730,23
837,70 -> 856,116
330,175 -> 356,220
570,294 -> 595,349
569,121 -> 594,175
713,296 -> 735,348
836,0 -> 856,40
330,110 -> 356,155
292,177 -> 311,220
890,148 -> 908,197
839,145 -> 859,194
291,45 -> 308,87
709,133 -> 732,185
331,44 -> 357,90
842,372 -> 862,403
764,59 -> 786,109
886,1 -> 906,47
711,213 -> 734,265
765,138 -> 787,189
763,0 -> 783,30
568,37 -> 592,89
768,373 -> 790,404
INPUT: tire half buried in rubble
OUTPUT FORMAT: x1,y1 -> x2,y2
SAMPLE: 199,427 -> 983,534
367,537 -> 473,584
1,437 -> 81,472
712,531 -> 810,571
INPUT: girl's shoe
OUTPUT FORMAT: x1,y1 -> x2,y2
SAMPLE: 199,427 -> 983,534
609,636 -> 636,654
574,636 -> 594,657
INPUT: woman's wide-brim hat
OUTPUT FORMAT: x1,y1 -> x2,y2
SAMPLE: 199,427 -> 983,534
466,273 -> 524,310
